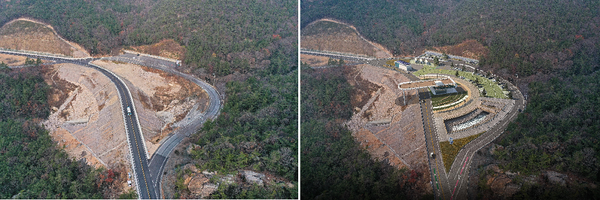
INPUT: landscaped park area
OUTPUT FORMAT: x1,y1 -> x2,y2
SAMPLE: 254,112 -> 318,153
413,66 -> 507,99
430,91 -> 467,108
439,132 -> 483,172
407,57 -> 517,173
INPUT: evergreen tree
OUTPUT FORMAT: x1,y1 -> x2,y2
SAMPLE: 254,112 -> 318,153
327,58 -> 337,66
0,62 -> 9,72
25,57 -> 34,65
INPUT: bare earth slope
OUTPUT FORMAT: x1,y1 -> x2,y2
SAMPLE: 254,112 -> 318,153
129,39 -> 186,60
92,60 -> 209,156
301,19 -> 393,58
0,18 -> 89,57
345,64 -> 431,195
429,39 -> 489,59
42,63 -> 127,168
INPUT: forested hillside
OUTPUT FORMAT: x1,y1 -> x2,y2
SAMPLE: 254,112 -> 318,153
302,0 -> 600,86
303,0 -> 600,198
0,66 -> 120,198
485,51 -> 600,199
189,70 -> 298,199
0,0 -> 297,76
301,64 -> 426,199
0,0 -> 297,198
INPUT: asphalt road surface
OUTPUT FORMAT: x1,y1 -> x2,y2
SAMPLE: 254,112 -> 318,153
0,50 -> 162,199
101,54 -> 222,198
444,78 -> 525,200
104,66 -> 157,199
300,49 -> 376,61
418,88 -> 452,199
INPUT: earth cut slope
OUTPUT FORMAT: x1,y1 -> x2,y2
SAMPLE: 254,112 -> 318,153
0,18 -> 90,58
344,64 -> 431,195
91,60 -> 209,156
301,19 -> 393,58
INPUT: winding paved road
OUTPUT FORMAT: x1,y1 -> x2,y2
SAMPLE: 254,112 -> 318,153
2,49 -> 222,199
0,50 -> 157,198
101,54 -> 222,198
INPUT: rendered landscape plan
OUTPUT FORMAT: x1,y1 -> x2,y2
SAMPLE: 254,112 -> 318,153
1,0 -> 600,200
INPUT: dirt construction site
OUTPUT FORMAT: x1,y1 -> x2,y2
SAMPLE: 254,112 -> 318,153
344,64 -> 431,195
40,60 -> 208,170
0,18 -> 214,196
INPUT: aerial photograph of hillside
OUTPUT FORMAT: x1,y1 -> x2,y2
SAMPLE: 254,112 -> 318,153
301,0 -> 600,199
0,0 -> 297,199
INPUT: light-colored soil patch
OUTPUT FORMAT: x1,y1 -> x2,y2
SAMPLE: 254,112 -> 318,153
0,18 -> 89,57
129,39 -> 185,60
0,54 -> 27,66
300,54 -> 330,67
42,64 -> 127,169
428,39 -> 488,60
302,19 -> 393,58
92,60 -> 209,155
345,64 -> 430,194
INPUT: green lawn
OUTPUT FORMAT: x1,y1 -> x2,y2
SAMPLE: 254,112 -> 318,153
385,59 -> 398,66
439,132 -> 484,172
430,91 -> 467,107
413,66 -> 507,99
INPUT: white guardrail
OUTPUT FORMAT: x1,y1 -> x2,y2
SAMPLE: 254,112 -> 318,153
89,62 -> 150,160
0,47 -> 92,59
104,62 -> 143,198
122,50 -> 181,64
300,48 -> 376,60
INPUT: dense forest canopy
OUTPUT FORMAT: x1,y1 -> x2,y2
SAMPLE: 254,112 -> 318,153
0,0 -> 297,76
302,0 -> 600,85
488,52 -> 600,198
167,60 -> 298,199
0,67 -> 117,199
300,65 -> 426,199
